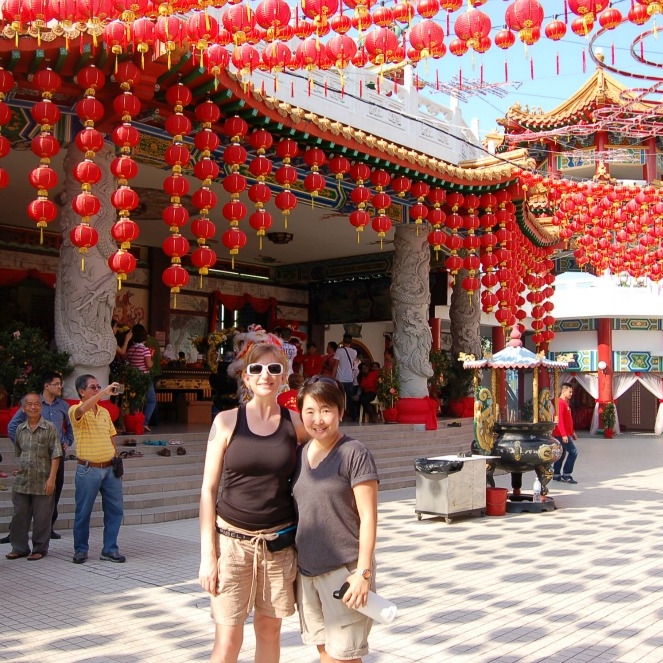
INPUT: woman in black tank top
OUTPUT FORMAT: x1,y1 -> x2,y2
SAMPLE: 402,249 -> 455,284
199,342 -> 307,663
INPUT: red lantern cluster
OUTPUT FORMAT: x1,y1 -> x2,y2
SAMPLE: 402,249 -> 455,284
274,139 -> 299,228
70,66 -> 107,270
0,68 -> 13,192
348,163 -> 372,242
162,81 -> 194,300
222,116 -> 249,268
247,129 -> 274,248
29,68 -> 63,244
190,100 -> 221,286
548,177 -> 663,283
109,62 -> 142,289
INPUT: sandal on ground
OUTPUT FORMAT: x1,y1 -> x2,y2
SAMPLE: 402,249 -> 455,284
0,484 -> 7,491
0,472 -> 8,478
168,439 -> 184,445
176,446 -> 187,456
27,552 -> 46,561
157,447 -> 171,457
120,450 -> 143,459
122,439 -> 137,447
447,421 -> 462,427
6,551 -> 29,559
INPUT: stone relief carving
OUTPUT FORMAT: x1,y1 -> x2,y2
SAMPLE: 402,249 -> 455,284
390,226 -> 433,398
54,143 -> 118,391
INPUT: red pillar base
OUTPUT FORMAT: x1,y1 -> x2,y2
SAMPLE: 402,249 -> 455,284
396,397 -> 438,430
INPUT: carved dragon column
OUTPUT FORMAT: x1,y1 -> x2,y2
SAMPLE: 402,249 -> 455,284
390,225 -> 435,427
54,143 -> 118,399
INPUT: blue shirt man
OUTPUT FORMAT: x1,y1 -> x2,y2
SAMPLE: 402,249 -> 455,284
7,371 -> 73,539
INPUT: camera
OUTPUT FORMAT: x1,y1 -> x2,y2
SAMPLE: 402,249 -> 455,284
113,384 -> 125,395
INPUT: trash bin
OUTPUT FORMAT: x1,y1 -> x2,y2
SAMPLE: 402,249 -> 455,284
414,455 -> 492,523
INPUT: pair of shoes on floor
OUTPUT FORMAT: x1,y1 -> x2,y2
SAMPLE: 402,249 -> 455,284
560,475 -> 578,484
176,446 -> 186,456
168,439 -> 184,445
157,447 -> 171,457
447,421 -> 462,427
122,439 -> 137,447
72,551 -> 88,564
50,531 -> 61,540
100,551 -> 126,563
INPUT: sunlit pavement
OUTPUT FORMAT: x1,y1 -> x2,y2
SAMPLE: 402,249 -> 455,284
2,433 -> 663,662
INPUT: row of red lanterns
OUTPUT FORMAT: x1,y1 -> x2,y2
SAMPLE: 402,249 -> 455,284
1,1 -> 657,76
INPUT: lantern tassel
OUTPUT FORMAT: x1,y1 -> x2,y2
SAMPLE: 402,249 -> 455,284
199,274 -> 203,289
40,227 -> 44,245
81,257 -> 85,272
259,235 -> 263,250
357,232 -> 360,244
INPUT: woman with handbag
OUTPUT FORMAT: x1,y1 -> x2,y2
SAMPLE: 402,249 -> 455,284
199,342 -> 307,663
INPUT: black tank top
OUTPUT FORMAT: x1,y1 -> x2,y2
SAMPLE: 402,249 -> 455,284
216,405 -> 298,530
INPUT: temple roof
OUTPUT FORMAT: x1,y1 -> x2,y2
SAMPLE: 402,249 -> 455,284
497,63 -> 628,133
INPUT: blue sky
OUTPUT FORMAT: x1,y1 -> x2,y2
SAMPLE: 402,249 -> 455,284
416,0 -> 663,138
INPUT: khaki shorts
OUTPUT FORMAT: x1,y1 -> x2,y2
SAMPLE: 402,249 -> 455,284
296,565 -> 374,661
210,517 -> 297,625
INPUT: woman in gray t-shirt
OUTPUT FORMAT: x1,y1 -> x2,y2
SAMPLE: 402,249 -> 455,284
293,377 -> 379,662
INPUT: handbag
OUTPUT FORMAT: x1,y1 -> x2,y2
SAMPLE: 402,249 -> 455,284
111,456 -> 124,478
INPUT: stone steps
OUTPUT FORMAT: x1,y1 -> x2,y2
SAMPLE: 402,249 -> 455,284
0,418 -> 474,533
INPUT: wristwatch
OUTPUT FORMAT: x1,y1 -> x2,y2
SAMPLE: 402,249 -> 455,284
356,568 -> 372,580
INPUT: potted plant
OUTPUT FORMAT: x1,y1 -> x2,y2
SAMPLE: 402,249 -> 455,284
437,352 -> 475,417
377,363 -> 400,423
0,324 -> 71,435
117,365 -> 153,434
602,402 -> 616,438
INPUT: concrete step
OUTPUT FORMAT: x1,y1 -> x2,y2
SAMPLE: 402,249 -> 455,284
0,418 -> 475,533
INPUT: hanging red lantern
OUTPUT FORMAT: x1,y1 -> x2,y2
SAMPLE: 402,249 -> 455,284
112,219 -> 140,249
505,0 -> 544,45
327,34 -> 358,70
372,214 -> 392,248
428,228 -> 446,259
222,227 -> 248,269
494,28 -> 516,49
391,176 -> 412,198
162,264 -> 190,305
108,250 -> 137,290
454,8 -> 491,49
191,246 -> 217,283
598,7 -> 622,29
249,209 -> 274,248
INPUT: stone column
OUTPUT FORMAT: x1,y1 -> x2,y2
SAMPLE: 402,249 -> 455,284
390,225 -> 433,423
54,143 -> 118,399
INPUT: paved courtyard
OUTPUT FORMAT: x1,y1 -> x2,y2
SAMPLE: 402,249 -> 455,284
2,433 -> 663,663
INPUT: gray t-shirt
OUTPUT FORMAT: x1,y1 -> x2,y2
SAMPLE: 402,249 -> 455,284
333,346 -> 357,383
293,435 -> 379,577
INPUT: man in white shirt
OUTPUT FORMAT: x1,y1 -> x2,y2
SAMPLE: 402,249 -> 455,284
332,334 -> 358,421
280,327 -> 297,376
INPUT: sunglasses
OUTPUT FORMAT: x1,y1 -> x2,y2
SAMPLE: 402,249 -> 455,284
246,362 -> 284,376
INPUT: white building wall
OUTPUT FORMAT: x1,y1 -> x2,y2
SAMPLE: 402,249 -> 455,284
549,331 -> 596,353
613,330 -> 663,353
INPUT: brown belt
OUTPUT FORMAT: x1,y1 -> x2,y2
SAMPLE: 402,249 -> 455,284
78,459 -> 114,469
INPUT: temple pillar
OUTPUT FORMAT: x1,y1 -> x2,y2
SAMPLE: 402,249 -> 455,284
391,225 -> 434,426
54,143 -> 118,399
597,318 -> 613,419
644,136 -> 657,182
429,317 -> 441,351
492,326 -> 506,419
547,141 -> 559,178
595,131 -> 609,177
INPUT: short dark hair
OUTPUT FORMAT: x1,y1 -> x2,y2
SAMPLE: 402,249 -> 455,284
297,378 -> 345,414
327,341 -> 338,352
75,374 -> 96,398
306,342 -> 317,350
559,382 -> 574,394
131,324 -> 147,344
41,370 -> 62,390
342,334 -> 353,344
288,373 -> 305,390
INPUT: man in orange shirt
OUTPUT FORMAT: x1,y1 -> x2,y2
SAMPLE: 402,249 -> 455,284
301,342 -> 324,379
552,382 -> 579,484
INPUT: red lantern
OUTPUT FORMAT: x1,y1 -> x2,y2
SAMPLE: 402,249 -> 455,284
249,209 -> 274,248
109,250 -> 137,289
371,214 -> 392,248
495,29 -> 516,49
162,264 -> 190,302
191,246 -> 217,279
222,227 -> 248,269
70,224 -> 99,259
112,219 -> 140,248
454,8 -> 491,49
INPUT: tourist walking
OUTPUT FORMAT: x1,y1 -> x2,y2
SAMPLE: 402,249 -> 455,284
553,382 -> 579,484
125,324 -> 157,433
